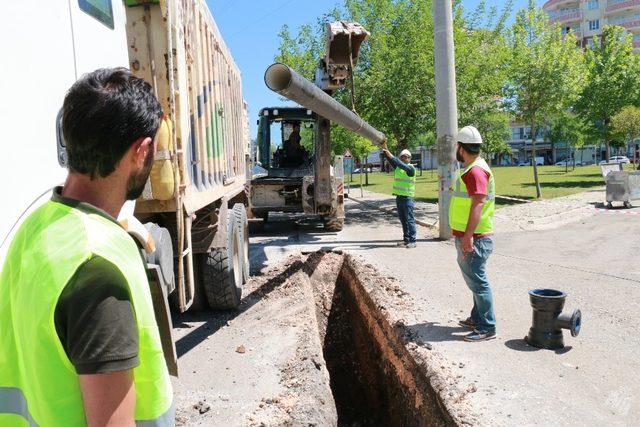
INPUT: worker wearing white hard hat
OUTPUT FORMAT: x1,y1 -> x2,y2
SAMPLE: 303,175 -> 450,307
382,145 -> 417,248
450,125 -> 497,342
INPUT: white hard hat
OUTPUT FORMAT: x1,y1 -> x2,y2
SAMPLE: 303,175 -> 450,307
399,149 -> 412,158
456,125 -> 482,145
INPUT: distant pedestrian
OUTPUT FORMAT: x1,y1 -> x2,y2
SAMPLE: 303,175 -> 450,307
383,147 -> 417,248
449,126 -> 497,342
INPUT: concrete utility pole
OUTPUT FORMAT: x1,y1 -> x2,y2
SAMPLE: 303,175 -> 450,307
433,0 -> 459,240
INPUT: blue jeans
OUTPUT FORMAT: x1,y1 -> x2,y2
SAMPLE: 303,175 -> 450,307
455,237 -> 496,333
396,196 -> 416,243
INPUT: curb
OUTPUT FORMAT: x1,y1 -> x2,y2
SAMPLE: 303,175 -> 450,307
345,195 -> 439,229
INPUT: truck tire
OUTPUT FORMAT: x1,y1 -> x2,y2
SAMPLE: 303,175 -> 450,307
322,215 -> 344,232
232,203 -> 250,283
200,209 -> 243,310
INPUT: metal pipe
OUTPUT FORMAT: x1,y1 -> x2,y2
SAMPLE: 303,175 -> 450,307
264,63 -> 386,146
433,0 -> 459,240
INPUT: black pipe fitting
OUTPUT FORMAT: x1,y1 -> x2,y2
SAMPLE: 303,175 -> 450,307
525,289 -> 581,350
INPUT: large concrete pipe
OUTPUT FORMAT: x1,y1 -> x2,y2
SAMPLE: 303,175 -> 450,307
264,63 -> 386,146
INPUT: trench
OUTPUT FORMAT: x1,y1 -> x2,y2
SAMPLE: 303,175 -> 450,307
309,252 -> 454,427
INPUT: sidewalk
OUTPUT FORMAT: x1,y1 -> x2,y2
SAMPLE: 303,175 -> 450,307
346,187 -> 611,233
338,195 -> 640,426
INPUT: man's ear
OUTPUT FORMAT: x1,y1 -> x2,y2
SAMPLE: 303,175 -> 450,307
131,136 -> 153,168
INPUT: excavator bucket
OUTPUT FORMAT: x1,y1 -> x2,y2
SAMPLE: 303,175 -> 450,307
318,21 -> 370,90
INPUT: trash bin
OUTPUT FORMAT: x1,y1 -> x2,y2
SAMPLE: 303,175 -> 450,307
601,164 -> 640,208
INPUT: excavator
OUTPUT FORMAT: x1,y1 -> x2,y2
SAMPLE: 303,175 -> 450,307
252,22 -> 386,231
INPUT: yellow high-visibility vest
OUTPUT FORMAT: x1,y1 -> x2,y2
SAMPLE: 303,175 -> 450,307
449,157 -> 495,234
0,199 -> 173,426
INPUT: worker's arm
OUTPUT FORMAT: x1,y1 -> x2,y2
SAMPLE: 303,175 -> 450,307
384,150 -> 415,177
79,371 -> 136,427
55,256 -> 140,426
461,194 -> 486,254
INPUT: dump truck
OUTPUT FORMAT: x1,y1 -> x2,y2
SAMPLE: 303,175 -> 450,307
253,22 -> 386,231
2,0 -> 250,373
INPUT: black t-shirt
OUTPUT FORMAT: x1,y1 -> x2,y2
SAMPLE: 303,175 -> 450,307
51,189 -> 139,375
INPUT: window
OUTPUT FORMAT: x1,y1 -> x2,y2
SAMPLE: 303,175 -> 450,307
588,0 -> 599,10
78,0 -> 114,29
589,19 -> 600,31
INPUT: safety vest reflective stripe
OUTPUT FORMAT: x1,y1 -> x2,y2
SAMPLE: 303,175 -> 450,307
0,387 -> 37,426
393,186 -> 412,192
136,403 -> 175,427
0,386 -> 174,427
452,191 -> 495,200
395,178 -> 414,183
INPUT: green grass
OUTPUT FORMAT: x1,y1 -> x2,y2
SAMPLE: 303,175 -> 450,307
345,164 -> 635,206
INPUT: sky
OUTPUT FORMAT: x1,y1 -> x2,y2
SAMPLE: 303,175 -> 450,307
205,0 -> 546,138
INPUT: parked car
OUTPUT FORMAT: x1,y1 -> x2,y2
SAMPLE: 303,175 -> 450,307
353,167 -> 372,173
599,156 -> 630,165
555,158 -> 582,166
518,157 -> 544,166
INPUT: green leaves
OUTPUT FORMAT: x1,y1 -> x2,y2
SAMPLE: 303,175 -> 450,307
507,0 -> 585,126
611,105 -> 640,146
576,26 -> 640,151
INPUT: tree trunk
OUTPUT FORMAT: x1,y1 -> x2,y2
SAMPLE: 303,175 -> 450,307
552,140 -> 557,164
364,156 -> 369,186
531,123 -> 542,199
565,142 -> 569,174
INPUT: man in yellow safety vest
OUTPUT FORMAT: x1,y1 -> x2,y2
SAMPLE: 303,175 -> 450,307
383,148 -> 417,248
0,68 -> 173,426
449,125 -> 497,342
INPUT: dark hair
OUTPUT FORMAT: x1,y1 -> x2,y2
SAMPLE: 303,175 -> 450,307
62,68 -> 163,178
458,142 -> 481,155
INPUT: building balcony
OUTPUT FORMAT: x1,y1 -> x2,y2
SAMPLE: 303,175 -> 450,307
543,0 -> 580,11
610,17 -> 640,29
606,0 -> 640,14
549,11 -> 583,25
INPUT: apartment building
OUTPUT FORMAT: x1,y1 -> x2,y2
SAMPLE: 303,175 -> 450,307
544,0 -> 640,50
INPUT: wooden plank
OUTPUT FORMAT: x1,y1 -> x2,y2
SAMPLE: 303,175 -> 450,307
182,175 -> 247,214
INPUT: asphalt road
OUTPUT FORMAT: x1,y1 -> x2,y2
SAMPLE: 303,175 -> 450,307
249,197 -> 640,426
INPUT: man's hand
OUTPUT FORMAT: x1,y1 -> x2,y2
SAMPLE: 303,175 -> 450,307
461,234 -> 474,255
382,149 -> 392,159
462,194 -> 486,258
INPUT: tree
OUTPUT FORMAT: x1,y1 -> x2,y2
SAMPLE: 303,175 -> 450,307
545,111 -> 587,171
274,0 -> 513,163
474,110 -> 511,165
506,0 -> 584,198
611,105 -> 640,165
455,1 -> 513,130
576,26 -> 640,162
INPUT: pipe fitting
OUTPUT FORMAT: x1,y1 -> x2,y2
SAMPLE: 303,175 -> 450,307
525,289 -> 581,350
